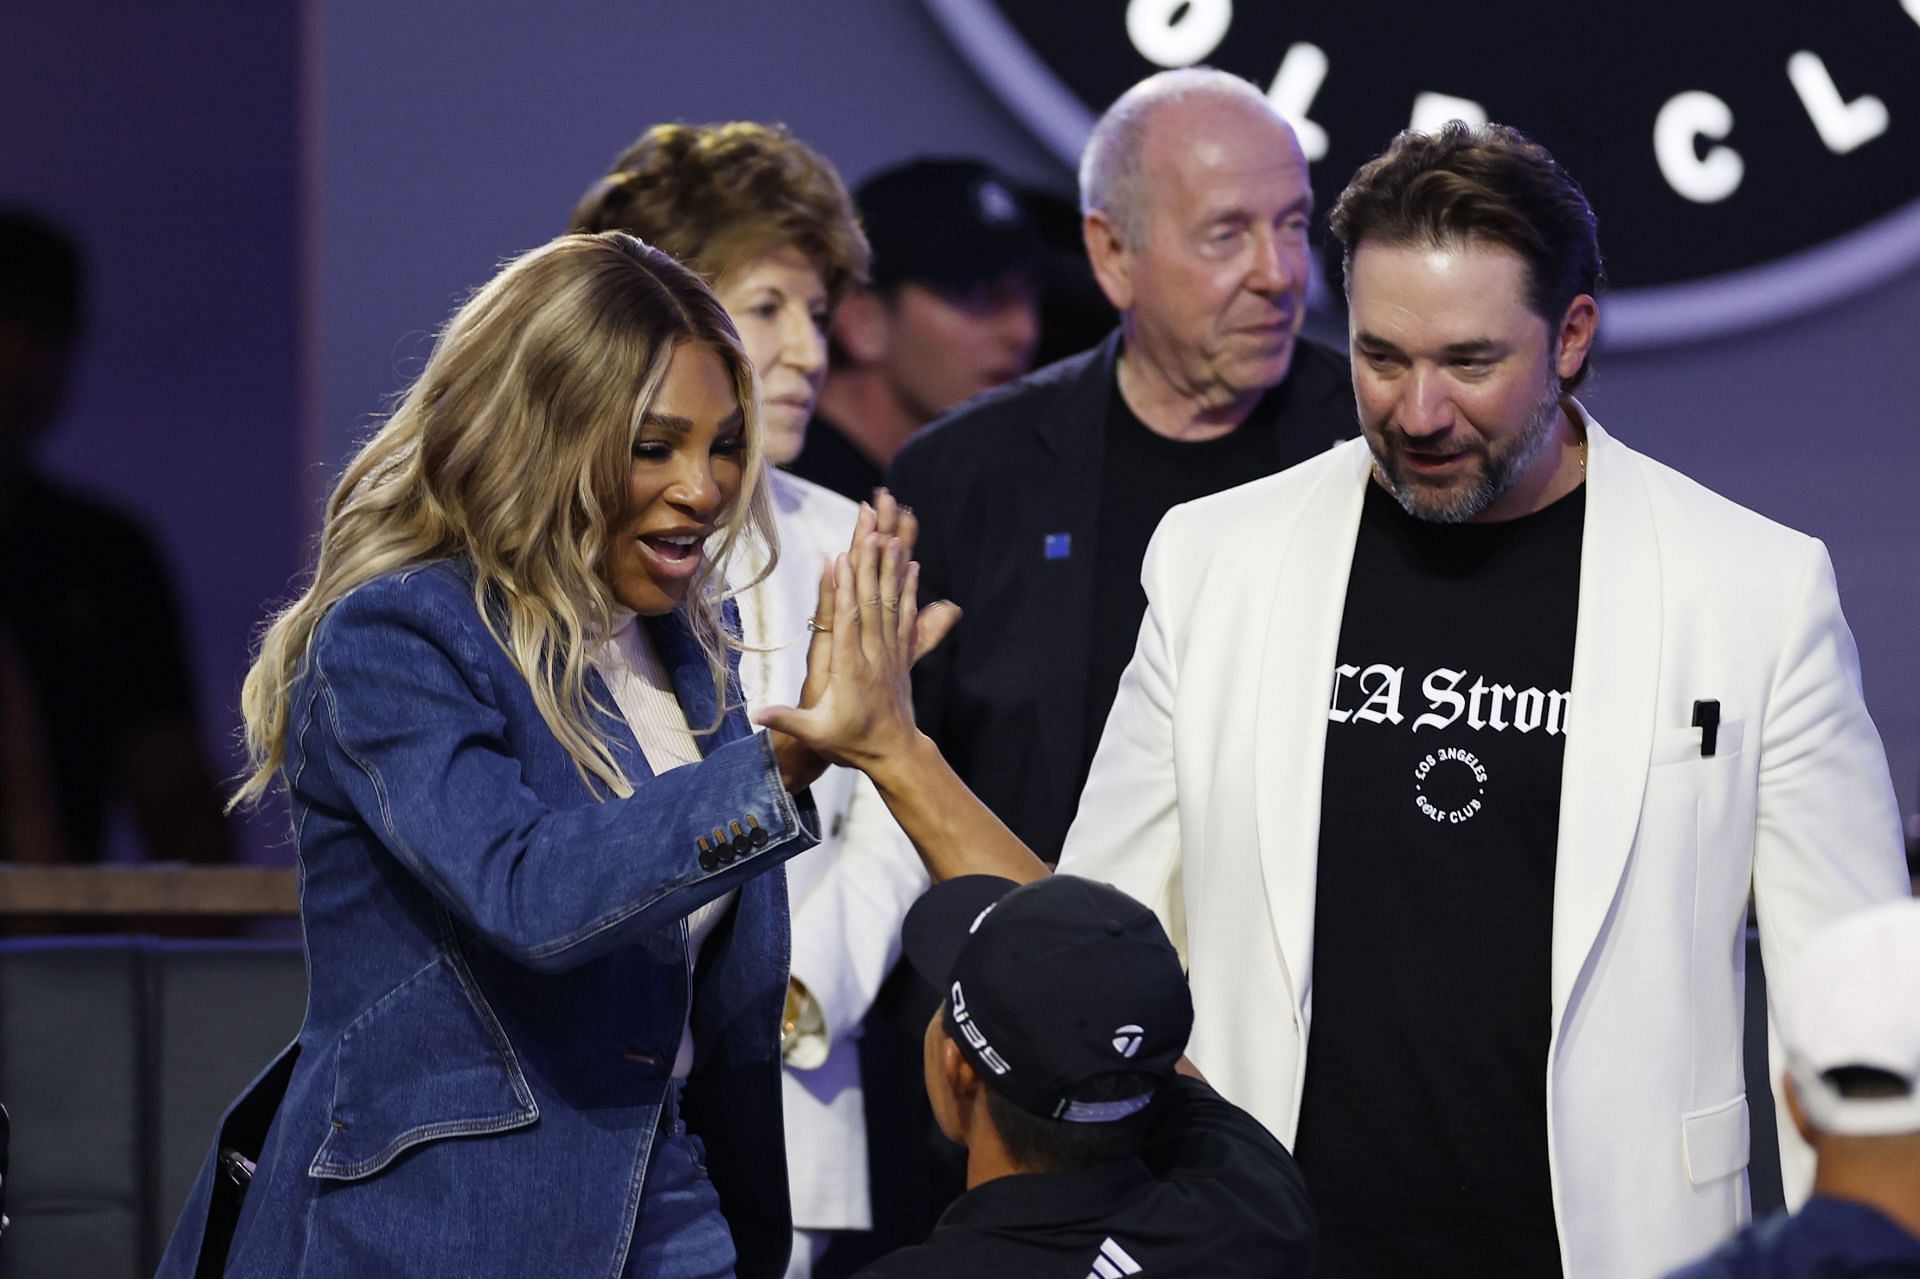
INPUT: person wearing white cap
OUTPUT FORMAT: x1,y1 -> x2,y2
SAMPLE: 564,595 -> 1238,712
1668,899 -> 1920,1277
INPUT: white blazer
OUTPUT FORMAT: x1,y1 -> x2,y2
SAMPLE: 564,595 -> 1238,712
734,470 -> 929,1233
1057,410 -> 1909,1279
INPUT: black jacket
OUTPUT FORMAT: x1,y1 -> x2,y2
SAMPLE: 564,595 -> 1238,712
853,1078 -> 1316,1279
887,329 -> 1353,861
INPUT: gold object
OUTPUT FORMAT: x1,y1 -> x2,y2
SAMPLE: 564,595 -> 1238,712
780,975 -> 828,1069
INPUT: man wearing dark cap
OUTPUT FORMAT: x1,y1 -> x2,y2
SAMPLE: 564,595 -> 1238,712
887,69 -> 1353,863
854,875 -> 1314,1278
790,157 -> 1042,502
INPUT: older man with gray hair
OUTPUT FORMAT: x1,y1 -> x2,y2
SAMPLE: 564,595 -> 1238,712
888,68 -> 1354,863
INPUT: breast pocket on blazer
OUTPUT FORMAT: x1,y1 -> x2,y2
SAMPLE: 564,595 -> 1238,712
1647,715 -> 1752,911
1647,717 -> 1746,768
1641,715 -> 1747,866
308,951 -> 538,1180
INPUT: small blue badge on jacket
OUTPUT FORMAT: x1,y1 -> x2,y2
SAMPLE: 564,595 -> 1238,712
1044,533 -> 1072,560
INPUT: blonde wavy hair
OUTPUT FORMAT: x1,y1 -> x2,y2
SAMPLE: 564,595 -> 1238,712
234,231 -> 776,806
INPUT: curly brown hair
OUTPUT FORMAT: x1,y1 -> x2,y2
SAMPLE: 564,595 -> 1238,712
570,121 -> 869,307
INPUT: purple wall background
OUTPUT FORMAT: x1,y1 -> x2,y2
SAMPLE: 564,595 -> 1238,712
1,1 -> 305,863
5,1 -> 1914,868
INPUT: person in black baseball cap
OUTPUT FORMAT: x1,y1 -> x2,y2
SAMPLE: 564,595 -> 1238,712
791,158 -> 1043,501
850,875 -> 1315,1278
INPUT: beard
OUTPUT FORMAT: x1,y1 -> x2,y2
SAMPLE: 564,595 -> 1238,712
1370,375 -> 1566,523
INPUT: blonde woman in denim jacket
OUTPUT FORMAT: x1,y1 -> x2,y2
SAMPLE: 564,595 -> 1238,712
157,233 -> 947,1279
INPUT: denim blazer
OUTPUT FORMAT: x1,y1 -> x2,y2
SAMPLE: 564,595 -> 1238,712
158,561 -> 818,1279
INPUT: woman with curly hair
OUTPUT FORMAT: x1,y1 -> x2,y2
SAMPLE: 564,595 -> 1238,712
157,231 -> 939,1279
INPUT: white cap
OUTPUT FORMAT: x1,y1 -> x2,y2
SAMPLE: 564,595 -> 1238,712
1779,899 -> 1920,1138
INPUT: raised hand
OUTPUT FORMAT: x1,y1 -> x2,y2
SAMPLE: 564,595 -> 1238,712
763,495 -> 1047,884
870,488 -> 959,664
759,523 -> 921,775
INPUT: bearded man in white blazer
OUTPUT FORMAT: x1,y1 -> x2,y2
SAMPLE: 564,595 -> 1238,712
1056,123 -> 1909,1279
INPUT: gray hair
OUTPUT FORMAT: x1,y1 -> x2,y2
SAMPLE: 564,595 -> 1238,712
1078,68 -> 1282,245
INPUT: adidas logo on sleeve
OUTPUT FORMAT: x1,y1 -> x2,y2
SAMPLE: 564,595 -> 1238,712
1085,1236 -> 1142,1278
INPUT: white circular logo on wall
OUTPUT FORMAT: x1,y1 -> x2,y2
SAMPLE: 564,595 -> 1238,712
922,0 -> 1920,346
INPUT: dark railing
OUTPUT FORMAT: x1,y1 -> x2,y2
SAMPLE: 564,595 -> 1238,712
0,866 -> 298,919
0,866 -> 304,1277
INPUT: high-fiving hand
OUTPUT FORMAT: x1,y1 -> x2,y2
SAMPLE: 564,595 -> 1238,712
763,491 -> 1046,885
761,490 -> 959,790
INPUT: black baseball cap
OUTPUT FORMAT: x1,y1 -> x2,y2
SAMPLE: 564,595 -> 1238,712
856,157 -> 1044,292
903,875 -> 1194,1123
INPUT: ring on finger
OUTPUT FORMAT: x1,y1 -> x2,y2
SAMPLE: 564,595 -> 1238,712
805,616 -> 832,634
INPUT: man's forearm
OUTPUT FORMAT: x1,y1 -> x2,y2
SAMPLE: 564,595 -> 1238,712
865,732 -> 1049,885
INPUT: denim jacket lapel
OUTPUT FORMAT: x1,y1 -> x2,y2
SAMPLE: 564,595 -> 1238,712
642,602 -> 749,757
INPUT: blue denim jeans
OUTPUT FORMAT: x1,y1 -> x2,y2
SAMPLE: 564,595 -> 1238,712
624,1080 -> 738,1279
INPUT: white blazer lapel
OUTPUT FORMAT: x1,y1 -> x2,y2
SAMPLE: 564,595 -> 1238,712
1550,415 -> 1662,1023
1252,440 -> 1373,1013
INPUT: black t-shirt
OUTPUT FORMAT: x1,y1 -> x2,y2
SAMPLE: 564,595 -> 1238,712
785,413 -> 883,505
855,1077 -> 1316,1279
1084,378 -> 1307,773
1294,480 -> 1585,1279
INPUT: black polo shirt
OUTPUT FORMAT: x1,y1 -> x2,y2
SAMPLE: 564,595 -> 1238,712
854,1078 -> 1315,1278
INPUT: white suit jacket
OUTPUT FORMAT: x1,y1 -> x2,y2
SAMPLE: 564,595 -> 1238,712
735,470 -> 929,1232
1057,410 -> 1908,1279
